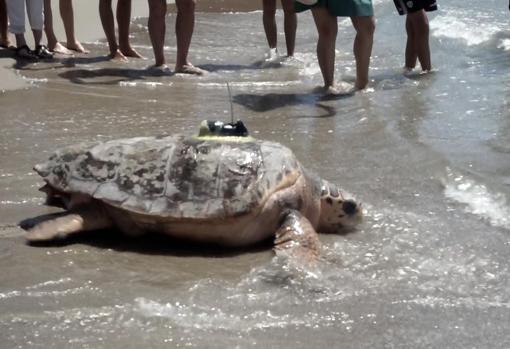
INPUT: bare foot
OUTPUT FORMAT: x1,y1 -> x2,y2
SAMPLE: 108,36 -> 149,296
354,78 -> 370,90
420,68 -> 436,75
120,47 -> 145,59
264,47 -> 279,61
66,41 -> 89,54
109,49 -> 128,62
50,42 -> 74,55
147,64 -> 172,76
324,81 -> 356,96
325,85 -> 341,95
401,66 -> 414,76
174,64 -> 207,75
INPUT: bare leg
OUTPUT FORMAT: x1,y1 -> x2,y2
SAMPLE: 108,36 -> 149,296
281,0 -> 296,57
44,0 -> 71,53
407,10 -> 431,71
0,0 -> 11,47
59,0 -> 88,53
26,205 -> 113,242
174,0 -> 204,74
32,28 -> 42,46
99,0 -> 118,53
262,0 -> 277,50
44,0 -> 57,49
404,15 -> 417,70
311,7 -> 337,89
351,16 -> 375,90
117,0 -> 144,58
14,33 -> 27,48
99,0 -> 127,60
148,0 -> 166,67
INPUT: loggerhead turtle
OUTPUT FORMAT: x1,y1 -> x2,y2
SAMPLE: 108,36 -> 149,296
26,121 -> 362,262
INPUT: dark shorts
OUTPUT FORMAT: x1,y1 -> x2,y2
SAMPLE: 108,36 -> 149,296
393,0 -> 437,15
295,0 -> 374,17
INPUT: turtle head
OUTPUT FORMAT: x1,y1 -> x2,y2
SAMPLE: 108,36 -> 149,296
318,180 -> 362,233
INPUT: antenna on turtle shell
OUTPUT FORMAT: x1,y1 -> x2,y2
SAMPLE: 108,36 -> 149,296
198,83 -> 247,137
226,82 -> 234,124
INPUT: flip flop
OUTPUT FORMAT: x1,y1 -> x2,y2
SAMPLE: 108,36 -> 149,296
16,45 -> 38,60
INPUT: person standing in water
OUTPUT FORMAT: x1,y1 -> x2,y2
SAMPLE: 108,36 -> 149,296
393,0 -> 437,73
6,0 -> 53,59
147,0 -> 205,74
99,0 -> 144,61
262,0 -> 297,59
44,0 -> 88,54
295,0 -> 375,94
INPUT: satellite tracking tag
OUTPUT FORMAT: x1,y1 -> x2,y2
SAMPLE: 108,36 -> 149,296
198,120 -> 249,137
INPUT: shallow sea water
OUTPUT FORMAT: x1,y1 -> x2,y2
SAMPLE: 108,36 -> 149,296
1,0 -> 510,347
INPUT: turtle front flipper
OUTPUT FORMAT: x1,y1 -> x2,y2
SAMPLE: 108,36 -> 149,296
25,205 -> 113,243
274,211 -> 320,264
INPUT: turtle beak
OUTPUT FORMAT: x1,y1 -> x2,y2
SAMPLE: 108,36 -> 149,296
34,163 -> 50,177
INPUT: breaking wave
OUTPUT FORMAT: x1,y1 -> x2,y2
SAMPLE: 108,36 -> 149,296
444,168 -> 510,229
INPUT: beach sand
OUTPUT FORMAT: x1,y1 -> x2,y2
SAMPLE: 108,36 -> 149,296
0,0 -> 263,92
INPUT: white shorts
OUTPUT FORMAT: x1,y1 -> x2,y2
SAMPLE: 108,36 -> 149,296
6,0 -> 44,34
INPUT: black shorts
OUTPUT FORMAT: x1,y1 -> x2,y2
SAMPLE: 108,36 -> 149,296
393,0 -> 437,15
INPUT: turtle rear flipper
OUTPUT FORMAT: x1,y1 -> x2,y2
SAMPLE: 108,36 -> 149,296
274,211 -> 320,264
25,205 -> 113,242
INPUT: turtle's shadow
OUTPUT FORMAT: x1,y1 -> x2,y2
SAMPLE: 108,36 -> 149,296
233,92 -> 350,116
20,213 -> 272,258
58,67 -> 173,85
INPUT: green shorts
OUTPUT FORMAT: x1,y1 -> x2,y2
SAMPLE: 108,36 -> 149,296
295,0 -> 374,17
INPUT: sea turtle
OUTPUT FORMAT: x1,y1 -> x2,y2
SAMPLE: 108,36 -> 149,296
26,121 -> 362,262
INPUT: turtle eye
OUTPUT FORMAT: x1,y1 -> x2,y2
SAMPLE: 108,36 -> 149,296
330,186 -> 339,198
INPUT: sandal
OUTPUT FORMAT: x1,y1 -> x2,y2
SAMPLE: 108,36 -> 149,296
34,45 -> 54,59
16,45 -> 38,60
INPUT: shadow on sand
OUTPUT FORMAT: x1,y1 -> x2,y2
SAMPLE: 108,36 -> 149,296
56,59 -> 285,85
233,92 -> 351,117
0,48 -> 116,72
58,66 -> 175,85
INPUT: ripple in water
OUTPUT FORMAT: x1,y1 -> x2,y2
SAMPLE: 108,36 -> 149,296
134,257 -> 355,332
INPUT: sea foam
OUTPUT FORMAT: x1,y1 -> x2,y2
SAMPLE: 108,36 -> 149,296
444,169 -> 510,229
430,13 -> 503,46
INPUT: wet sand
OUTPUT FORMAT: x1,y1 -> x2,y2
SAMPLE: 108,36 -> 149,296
0,0 -> 262,92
